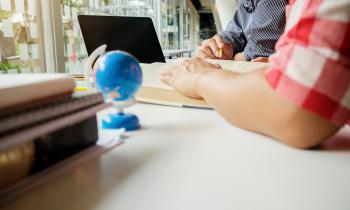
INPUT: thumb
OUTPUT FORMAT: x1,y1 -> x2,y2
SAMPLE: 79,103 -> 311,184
214,34 -> 226,48
252,57 -> 269,63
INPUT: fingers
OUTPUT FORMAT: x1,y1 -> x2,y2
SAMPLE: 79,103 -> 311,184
195,50 -> 209,59
197,45 -> 216,59
213,35 -> 233,59
159,69 -> 173,77
196,35 -> 234,60
198,36 -> 222,59
213,34 -> 225,48
160,68 -> 173,85
207,38 -> 220,57
160,76 -> 170,86
251,57 -> 269,63
196,40 -> 214,59
160,62 -> 186,85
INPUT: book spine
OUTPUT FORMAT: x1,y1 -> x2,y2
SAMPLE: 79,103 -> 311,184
32,116 -> 99,172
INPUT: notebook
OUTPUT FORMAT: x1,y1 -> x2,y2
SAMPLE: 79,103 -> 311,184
0,74 -> 76,110
0,92 -> 105,137
137,60 -> 269,109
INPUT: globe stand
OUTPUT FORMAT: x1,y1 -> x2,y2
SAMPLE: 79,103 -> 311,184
101,98 -> 141,131
84,44 -> 142,131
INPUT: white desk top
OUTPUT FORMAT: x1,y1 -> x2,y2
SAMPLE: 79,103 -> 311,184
3,104 -> 350,210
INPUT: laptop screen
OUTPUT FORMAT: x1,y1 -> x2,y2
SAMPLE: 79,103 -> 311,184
78,15 -> 166,63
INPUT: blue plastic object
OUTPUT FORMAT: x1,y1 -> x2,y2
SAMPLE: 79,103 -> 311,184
93,50 -> 143,131
94,51 -> 142,102
102,112 -> 141,131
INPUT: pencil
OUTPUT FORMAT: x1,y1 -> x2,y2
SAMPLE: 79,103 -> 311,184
217,48 -> 223,58
75,86 -> 90,92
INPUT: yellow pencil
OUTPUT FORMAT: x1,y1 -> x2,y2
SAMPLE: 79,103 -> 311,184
217,48 -> 223,58
75,86 -> 90,92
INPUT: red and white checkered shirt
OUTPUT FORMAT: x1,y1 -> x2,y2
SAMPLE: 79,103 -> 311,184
266,0 -> 350,126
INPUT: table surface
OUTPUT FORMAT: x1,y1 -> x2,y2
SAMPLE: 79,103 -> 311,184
3,103 -> 350,210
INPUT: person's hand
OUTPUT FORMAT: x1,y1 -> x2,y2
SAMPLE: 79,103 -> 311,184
196,34 -> 233,60
252,57 -> 269,63
173,57 -> 222,73
233,52 -> 245,61
234,53 -> 269,63
160,63 -> 202,99
160,58 -> 221,99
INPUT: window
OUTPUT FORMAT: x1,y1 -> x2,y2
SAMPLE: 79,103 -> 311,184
61,0 -> 158,73
160,0 -> 179,50
0,0 -> 44,74
183,1 -> 199,50
1,0 -> 200,74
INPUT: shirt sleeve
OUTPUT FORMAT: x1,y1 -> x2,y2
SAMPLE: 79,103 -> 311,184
244,0 -> 287,60
219,5 -> 248,54
265,0 -> 350,126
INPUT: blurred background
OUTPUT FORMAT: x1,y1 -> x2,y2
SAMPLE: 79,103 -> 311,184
0,0 -> 238,74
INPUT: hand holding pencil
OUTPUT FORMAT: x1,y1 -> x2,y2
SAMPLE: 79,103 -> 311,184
196,34 -> 234,60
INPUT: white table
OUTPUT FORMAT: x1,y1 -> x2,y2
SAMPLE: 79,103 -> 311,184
2,104 -> 350,210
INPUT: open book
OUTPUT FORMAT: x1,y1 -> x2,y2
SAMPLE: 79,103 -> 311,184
137,59 -> 269,109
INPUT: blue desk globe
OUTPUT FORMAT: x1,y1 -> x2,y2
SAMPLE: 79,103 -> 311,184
94,50 -> 143,131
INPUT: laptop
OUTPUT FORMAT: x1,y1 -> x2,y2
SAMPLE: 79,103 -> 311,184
78,15 -> 166,63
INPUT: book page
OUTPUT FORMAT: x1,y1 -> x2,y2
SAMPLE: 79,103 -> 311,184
140,63 -> 171,90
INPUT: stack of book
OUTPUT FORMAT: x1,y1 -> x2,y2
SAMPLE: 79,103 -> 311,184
0,74 -> 110,191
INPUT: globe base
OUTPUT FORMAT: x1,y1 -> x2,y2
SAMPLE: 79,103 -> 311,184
102,112 -> 141,131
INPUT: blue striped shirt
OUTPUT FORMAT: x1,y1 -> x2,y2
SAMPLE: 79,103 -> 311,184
219,0 -> 288,61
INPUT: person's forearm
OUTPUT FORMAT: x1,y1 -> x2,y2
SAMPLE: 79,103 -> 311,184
195,69 -> 340,148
